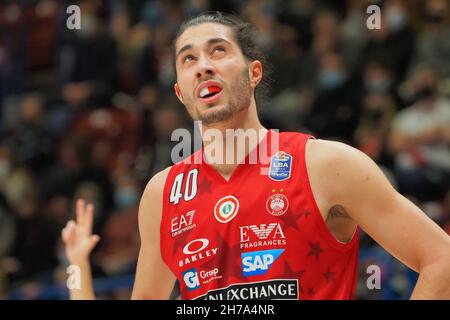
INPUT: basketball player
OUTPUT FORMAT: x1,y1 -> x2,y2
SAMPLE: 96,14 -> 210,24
61,13 -> 450,300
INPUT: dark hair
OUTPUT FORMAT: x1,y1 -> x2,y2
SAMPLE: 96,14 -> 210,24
172,11 -> 272,107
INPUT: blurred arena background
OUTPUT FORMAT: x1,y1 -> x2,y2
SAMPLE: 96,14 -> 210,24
0,0 -> 449,300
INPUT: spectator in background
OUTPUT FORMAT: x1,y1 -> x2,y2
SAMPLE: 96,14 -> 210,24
110,6 -> 159,94
11,94 -> 52,172
1,171 -> 59,284
354,61 -> 397,164
410,0 -> 450,78
363,0 -> 415,83
305,50 -> 360,144
150,101 -> 191,174
60,0 -> 117,109
0,193 -> 15,256
40,135 -> 114,221
389,65 -> 450,202
299,10 -> 342,88
0,2 -> 26,109
95,172 -> 140,277
355,92 -> 396,165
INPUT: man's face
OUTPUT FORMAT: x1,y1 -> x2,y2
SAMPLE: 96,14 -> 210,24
174,23 -> 259,125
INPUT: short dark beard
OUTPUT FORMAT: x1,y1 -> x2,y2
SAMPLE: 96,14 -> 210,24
197,68 -> 251,125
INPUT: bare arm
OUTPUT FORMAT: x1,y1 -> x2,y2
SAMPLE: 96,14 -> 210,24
389,124 -> 449,154
62,167 -> 176,300
61,200 -> 100,300
308,139 -> 450,299
131,167 -> 177,299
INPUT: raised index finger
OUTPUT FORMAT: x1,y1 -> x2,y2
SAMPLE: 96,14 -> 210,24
76,198 -> 86,226
84,202 -> 95,234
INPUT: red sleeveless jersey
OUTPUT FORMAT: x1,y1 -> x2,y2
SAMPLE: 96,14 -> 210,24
160,130 -> 359,300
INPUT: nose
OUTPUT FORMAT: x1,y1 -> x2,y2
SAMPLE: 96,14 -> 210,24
196,56 -> 215,79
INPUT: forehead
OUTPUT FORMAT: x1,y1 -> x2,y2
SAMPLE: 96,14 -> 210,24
175,22 -> 236,51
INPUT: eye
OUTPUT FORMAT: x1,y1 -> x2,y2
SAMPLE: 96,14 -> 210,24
183,54 -> 195,64
212,46 -> 225,54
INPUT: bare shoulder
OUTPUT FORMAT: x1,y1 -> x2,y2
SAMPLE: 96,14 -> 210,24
139,166 -> 172,222
305,138 -> 390,210
306,138 -> 369,166
142,166 -> 172,201
305,138 -> 380,180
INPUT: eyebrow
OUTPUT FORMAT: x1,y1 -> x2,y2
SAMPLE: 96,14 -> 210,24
176,38 -> 232,60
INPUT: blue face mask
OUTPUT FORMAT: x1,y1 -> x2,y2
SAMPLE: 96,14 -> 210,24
385,9 -> 407,32
114,188 -> 139,209
318,70 -> 346,90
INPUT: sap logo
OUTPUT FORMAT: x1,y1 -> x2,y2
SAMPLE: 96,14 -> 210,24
171,210 -> 196,237
241,249 -> 284,276
182,268 -> 200,291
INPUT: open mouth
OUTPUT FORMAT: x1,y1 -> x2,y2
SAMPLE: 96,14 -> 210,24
199,85 -> 222,98
198,85 -> 223,103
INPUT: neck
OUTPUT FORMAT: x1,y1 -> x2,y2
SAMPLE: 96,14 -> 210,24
199,101 -> 267,179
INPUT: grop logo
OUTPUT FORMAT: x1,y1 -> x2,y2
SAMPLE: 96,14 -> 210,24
241,249 -> 284,277
182,268 -> 200,291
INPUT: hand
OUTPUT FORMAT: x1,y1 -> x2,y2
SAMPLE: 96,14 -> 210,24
62,199 -> 100,264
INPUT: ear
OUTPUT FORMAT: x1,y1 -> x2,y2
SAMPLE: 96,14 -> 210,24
249,60 -> 263,89
174,83 -> 184,104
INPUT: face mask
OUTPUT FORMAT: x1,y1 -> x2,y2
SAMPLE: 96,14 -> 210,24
318,70 -> 346,90
414,86 -> 436,102
114,188 -> 139,209
365,77 -> 391,93
385,8 -> 407,32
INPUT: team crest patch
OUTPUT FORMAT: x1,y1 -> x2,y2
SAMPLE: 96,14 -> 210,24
269,151 -> 292,181
266,193 -> 289,216
214,195 -> 239,223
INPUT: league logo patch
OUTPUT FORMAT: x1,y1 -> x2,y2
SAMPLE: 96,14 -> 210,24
269,151 -> 292,181
266,193 -> 289,216
214,195 -> 239,223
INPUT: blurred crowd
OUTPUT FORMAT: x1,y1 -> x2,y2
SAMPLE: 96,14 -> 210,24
0,0 -> 449,300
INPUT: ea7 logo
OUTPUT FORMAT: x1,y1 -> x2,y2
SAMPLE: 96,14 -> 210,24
171,210 -> 196,237
241,249 -> 284,276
